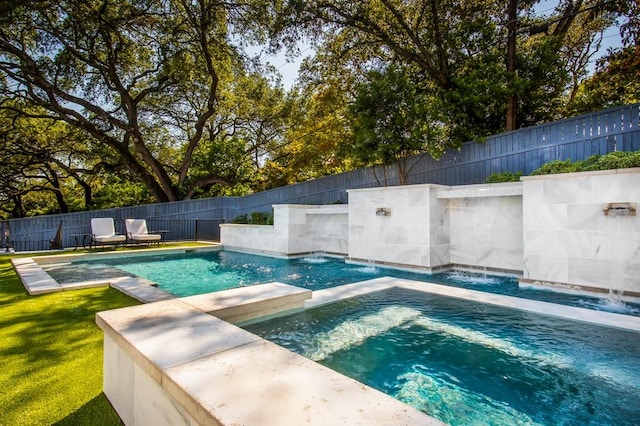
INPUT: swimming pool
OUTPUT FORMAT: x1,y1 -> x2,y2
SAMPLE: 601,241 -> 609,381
244,287 -> 640,425
42,249 -> 640,315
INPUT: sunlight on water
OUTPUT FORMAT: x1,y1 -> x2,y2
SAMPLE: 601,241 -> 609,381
246,288 -> 640,426
301,257 -> 329,264
412,316 -> 571,367
301,304 -> 635,389
286,273 -> 302,280
301,252 -> 329,264
303,303 -> 638,390
396,370 -> 540,426
304,306 -> 421,361
45,250 -> 640,316
412,315 -> 638,389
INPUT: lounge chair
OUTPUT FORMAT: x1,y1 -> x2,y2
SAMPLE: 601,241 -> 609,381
125,219 -> 162,245
90,218 -> 126,249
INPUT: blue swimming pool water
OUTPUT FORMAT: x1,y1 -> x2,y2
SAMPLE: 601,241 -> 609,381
244,287 -> 640,425
44,250 -> 640,316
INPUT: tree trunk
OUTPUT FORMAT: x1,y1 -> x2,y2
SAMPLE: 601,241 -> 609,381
506,0 -> 518,131
46,165 -> 69,213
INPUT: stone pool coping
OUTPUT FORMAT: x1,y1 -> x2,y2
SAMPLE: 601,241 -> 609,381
11,246 -> 221,301
97,281 -> 443,425
95,276 -> 640,426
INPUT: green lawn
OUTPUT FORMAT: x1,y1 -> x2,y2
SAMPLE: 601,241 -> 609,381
0,253 -> 140,425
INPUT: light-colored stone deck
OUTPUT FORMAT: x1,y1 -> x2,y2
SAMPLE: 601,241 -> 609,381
10,247 -> 216,301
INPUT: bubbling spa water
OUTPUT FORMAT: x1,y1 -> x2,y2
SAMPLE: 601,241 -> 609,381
244,287 -> 640,426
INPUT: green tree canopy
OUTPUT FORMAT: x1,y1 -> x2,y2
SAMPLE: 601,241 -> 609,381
0,0 -> 278,203
347,64 -> 447,184
279,0 -> 635,140
568,45 -> 640,114
0,101 -> 122,218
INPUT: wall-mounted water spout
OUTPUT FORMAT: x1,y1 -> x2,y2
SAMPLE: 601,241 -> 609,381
603,202 -> 636,217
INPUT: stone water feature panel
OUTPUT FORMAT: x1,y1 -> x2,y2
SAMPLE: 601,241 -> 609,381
521,168 -> 640,296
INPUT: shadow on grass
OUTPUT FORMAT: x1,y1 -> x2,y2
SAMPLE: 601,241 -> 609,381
54,393 -> 122,425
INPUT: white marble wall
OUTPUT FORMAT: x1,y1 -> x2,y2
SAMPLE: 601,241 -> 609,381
221,170 -> 640,294
219,223 -> 286,255
446,191 -> 523,271
347,184 -> 450,269
522,168 -> 640,294
348,183 -> 522,272
103,335 -> 197,425
305,208 -> 349,254
221,204 -> 348,256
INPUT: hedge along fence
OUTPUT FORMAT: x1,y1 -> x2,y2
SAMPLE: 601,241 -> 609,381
2,103 -> 639,252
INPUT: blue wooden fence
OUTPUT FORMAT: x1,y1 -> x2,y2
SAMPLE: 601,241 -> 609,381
1,103 -> 639,252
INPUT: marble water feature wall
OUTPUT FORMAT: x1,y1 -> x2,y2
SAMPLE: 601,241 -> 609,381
347,184 -> 450,270
220,204 -> 348,256
521,169 -> 640,296
347,182 -> 524,272
220,168 -> 640,296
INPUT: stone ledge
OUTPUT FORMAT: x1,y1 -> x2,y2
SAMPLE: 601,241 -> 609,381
519,277 -> 640,301
97,282 -> 441,426
96,299 -> 261,383
162,339 -> 436,426
305,205 -> 349,215
436,182 -> 522,199
12,257 -> 64,295
180,282 -> 312,324
305,277 -> 398,308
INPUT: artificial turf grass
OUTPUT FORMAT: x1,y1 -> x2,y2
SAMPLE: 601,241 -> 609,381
0,254 -> 140,425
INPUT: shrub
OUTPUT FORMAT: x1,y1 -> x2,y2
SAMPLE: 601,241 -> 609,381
487,151 -> 640,182
486,171 -> 523,183
579,154 -> 603,171
591,150 -> 640,170
530,159 -> 579,175
231,214 -> 249,224
250,211 -> 273,225
231,211 -> 274,225
530,151 -> 640,176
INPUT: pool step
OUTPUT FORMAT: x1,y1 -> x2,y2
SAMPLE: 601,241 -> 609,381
180,282 -> 312,324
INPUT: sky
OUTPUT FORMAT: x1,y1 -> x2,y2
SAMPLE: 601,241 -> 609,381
251,42 -> 314,90
260,1 -> 625,90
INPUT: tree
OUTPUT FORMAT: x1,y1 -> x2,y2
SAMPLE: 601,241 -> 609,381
347,65 -> 447,185
255,83 -> 352,190
0,0 -> 276,204
0,101 -> 115,217
279,0 -> 633,139
568,45 -> 640,114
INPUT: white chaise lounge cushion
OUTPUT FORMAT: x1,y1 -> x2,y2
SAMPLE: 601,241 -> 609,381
125,219 -> 162,242
91,218 -> 126,243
